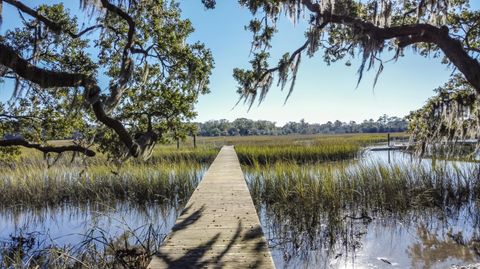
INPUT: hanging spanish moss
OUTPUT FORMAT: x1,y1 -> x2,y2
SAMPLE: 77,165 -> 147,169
234,0 -> 457,109
408,75 -> 480,158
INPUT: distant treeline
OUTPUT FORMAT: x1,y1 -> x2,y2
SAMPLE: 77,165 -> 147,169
197,115 -> 407,136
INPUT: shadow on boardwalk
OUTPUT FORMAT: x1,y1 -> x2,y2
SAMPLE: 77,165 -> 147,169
148,146 -> 274,269
148,204 -> 268,269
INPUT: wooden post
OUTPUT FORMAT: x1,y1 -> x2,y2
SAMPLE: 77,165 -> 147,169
193,135 -> 197,148
387,132 -> 391,164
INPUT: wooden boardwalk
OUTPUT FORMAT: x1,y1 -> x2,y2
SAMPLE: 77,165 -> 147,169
148,146 -> 275,269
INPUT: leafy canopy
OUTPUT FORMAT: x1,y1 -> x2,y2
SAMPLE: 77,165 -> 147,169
0,0 -> 213,161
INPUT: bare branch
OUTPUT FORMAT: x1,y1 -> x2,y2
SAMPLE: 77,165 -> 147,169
3,0 -> 65,34
4,0 -> 103,38
71,24 -> 104,38
0,138 -> 96,156
100,0 -> 136,111
0,113 -> 41,120
300,0 -> 480,92
0,42 -> 90,88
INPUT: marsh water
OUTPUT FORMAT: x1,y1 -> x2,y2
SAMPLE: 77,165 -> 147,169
251,150 -> 480,269
1,150 -> 479,268
259,192 -> 480,269
0,203 -> 179,247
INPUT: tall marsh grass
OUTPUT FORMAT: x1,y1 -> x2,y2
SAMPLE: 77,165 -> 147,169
236,144 -> 358,165
247,162 -> 479,213
148,147 -> 219,164
0,162 -> 205,208
235,134 -> 398,165
0,145 -> 219,208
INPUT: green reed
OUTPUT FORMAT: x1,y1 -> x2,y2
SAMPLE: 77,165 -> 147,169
148,147 -> 219,164
0,161 -> 205,208
236,143 -> 359,165
234,134 -> 395,165
247,161 -> 479,214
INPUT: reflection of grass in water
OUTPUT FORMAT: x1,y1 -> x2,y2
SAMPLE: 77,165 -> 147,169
246,162 -> 480,264
1,203 -> 172,268
408,224 -> 480,268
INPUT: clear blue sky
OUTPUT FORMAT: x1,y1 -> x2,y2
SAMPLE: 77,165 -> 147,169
0,1 -> 471,125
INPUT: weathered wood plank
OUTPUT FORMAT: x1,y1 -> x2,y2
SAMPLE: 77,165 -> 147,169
148,146 -> 275,269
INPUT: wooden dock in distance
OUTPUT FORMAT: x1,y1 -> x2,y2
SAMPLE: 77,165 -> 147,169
148,146 -> 275,269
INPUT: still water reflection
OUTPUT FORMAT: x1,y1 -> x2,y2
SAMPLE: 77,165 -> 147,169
0,203 -> 178,247
253,150 -> 480,269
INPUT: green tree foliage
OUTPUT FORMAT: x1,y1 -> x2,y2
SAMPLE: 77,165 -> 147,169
197,115 -> 407,136
0,1 -> 213,161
